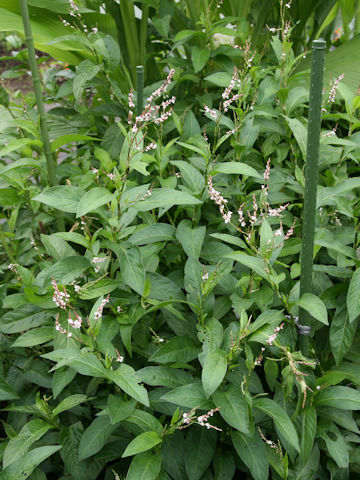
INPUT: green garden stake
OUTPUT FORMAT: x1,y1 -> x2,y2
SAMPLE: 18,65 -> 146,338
299,40 -> 326,356
19,0 -> 57,187
136,65 -> 144,116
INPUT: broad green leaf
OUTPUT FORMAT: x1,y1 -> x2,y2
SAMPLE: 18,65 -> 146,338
347,268 -> 360,323
149,336 -> 200,364
33,186 -> 84,213
122,431 -> 162,457
40,234 -> 76,261
231,430 -> 269,480
191,46 -> 210,73
134,188 -> 202,211
299,406 -> 317,463
106,364 -> 149,407
185,427 -> 217,480
137,366 -> 193,388
210,233 -> 247,249
11,326 -> 53,348
212,385 -> 249,433
205,72 -> 232,87
0,445 -> 61,480
294,444 -> 320,480
315,386 -> 360,410
3,420 -> 51,468
48,351 -> 107,378
129,223 -> 176,245
76,187 -> 114,217
108,395 -> 136,424
213,449 -> 236,480
78,278 -> 121,300
318,362 -> 360,387
51,134 -> 100,151
160,383 -> 213,410
126,451 -> 161,480
296,293 -> 328,325
53,232 -> 88,248
317,422 -> 349,469
52,394 -> 88,417
73,59 -> 101,100
317,406 -> 359,433
0,375 -> 19,401
176,220 -> 206,260
226,252 -> 271,281
0,158 -> 39,174
43,256 -> 90,285
211,161 -> 260,178
125,409 -> 163,436
330,306 -> 358,365
285,116 -> 307,158
93,34 -> 120,71
0,138 -> 42,156
109,243 -> 145,296
78,416 -> 118,461
171,160 -> 204,194
52,367 -> 76,399
253,397 -> 300,451
317,178 -> 360,208
201,349 -> 227,398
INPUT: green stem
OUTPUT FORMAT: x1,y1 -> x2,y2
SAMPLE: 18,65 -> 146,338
299,40 -> 326,356
19,0 -> 56,187
139,4 -> 149,69
136,65 -> 144,116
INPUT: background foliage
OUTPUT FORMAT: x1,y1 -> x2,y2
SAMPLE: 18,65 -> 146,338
1,1 -> 360,479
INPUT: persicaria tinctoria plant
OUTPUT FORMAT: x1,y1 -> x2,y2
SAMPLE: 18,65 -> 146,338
1,2 -> 360,478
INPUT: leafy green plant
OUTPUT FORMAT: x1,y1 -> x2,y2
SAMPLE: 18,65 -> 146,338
1,7 -> 360,480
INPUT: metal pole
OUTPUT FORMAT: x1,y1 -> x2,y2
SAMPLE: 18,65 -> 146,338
136,65 -> 144,116
299,40 -> 326,356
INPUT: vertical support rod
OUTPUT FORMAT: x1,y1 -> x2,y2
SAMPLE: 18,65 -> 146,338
136,65 -> 144,116
19,0 -> 57,187
299,40 -> 326,356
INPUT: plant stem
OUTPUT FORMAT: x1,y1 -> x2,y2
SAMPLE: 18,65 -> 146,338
299,40 -> 326,356
19,0 -> 56,187
136,65 -> 144,116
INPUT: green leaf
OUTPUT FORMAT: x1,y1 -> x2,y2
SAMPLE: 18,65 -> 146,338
106,364 -> 149,407
185,427 -> 217,480
11,326 -> 53,348
122,431 -> 162,458
330,306 -> 358,365
73,59 -> 101,100
3,420 -> 51,468
299,406 -> 317,463
76,187 -> 114,217
191,46 -> 210,73
253,397 -> 300,451
225,252 -> 271,281
0,445 -> 61,480
41,234 -> 76,261
1,307 -> 49,335
78,416 -> 118,461
126,451 -> 161,480
108,395 -> 136,424
0,158 -> 39,175
317,422 -> 349,469
51,134 -> 100,151
129,223 -> 176,245
231,430 -> 269,480
205,72 -> 232,87
43,256 -> 90,285
137,366 -> 193,388
296,293 -> 328,325
33,185 -> 84,213
347,268 -> 360,323
176,220 -> 206,260
52,394 -> 88,417
170,160 -> 204,194
212,385 -> 249,434
47,351 -> 107,378
285,116 -> 307,158
134,188 -> 202,211
0,375 -> 19,401
160,383 -> 213,410
109,243 -> 145,296
149,336 -> 200,364
315,386 -> 360,410
211,161 -> 260,178
201,349 -> 227,398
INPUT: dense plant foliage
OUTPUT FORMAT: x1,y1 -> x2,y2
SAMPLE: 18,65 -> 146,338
1,1 -> 360,479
